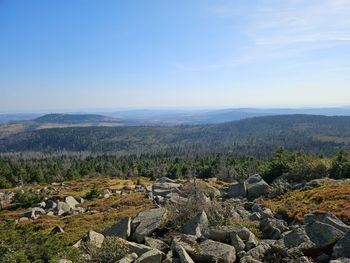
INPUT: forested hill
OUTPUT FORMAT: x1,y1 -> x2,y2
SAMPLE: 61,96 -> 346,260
1,115 -> 350,156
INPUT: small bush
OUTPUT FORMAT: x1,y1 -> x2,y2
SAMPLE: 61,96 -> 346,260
0,221 -> 82,263
83,236 -> 128,263
85,184 -> 103,200
13,190 -> 45,208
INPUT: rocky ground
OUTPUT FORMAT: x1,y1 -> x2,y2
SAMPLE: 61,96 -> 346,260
1,175 -> 350,263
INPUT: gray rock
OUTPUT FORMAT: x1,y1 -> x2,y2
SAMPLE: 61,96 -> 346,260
126,241 -> 160,257
183,211 -> 208,237
227,181 -> 247,198
305,221 -> 344,250
19,217 -> 29,222
21,207 -> 46,219
51,225 -> 64,234
260,218 -> 288,240
45,200 -> 57,209
304,213 -> 350,233
283,227 -> 314,251
230,233 -> 245,252
330,259 -> 350,263
144,237 -> 169,252
82,230 -> 105,248
57,260 -> 73,263
245,174 -> 271,199
173,234 -> 236,263
203,225 -> 256,244
104,216 -> 131,239
132,208 -> 167,243
283,222 -> 345,254
172,241 -> 195,263
332,230 -> 350,259
260,208 -> 274,219
56,201 -> 71,216
65,196 -> 79,209
135,249 -> 163,263
249,212 -> 261,221
240,241 -> 272,263
118,253 -> 138,263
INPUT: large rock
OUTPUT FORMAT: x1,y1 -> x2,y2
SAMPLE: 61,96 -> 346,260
104,216 -> 131,239
260,218 -> 288,240
144,237 -> 169,252
227,181 -> 247,198
56,201 -> 71,216
304,213 -> 350,233
305,221 -> 345,250
135,249 -> 163,263
202,225 -> 257,245
21,207 -> 46,219
283,222 -> 345,254
183,211 -> 208,237
132,208 -> 167,242
245,174 -> 271,199
173,234 -> 236,263
82,230 -> 105,248
332,230 -> 350,259
126,242 -> 154,256
171,240 -> 195,263
65,196 -> 79,209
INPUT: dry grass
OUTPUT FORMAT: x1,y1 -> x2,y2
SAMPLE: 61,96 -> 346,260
0,177 -> 154,244
261,179 -> 350,223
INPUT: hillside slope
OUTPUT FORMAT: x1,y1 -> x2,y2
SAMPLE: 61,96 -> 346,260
0,114 -> 123,138
1,115 -> 350,155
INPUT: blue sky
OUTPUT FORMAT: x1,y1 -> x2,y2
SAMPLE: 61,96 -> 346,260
0,0 -> 350,112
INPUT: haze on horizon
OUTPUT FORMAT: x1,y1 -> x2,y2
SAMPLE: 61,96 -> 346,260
1,0 -> 350,112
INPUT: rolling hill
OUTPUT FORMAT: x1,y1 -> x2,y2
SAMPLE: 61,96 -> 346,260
1,115 -> 350,155
0,113 -> 123,139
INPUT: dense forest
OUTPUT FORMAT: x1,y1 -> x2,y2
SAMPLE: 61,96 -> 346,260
1,115 -> 350,155
1,148 -> 350,189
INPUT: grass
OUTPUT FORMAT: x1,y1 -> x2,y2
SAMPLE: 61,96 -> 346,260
0,177 -> 154,245
261,179 -> 350,223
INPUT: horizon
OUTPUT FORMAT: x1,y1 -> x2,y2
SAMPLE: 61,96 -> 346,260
1,0 -> 350,111
1,104 -> 350,115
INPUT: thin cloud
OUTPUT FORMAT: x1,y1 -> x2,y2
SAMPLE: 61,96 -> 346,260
176,0 -> 350,71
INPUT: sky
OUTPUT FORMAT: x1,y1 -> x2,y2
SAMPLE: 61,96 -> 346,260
0,0 -> 350,112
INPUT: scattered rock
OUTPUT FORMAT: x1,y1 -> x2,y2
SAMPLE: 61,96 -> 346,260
51,225 -> 64,234
245,174 -> 271,199
260,218 -> 288,240
332,230 -> 350,259
65,196 -> 79,209
82,230 -> 105,248
56,201 -> 71,216
304,213 -> 350,233
171,240 -> 195,263
144,237 -> 169,252
227,181 -> 247,198
132,208 -> 167,243
45,200 -> 57,209
173,234 -> 236,263
183,211 -> 208,237
135,249 -> 163,263
21,207 -> 46,219
104,216 -> 131,239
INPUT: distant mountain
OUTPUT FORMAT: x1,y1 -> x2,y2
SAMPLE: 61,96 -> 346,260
1,114 -> 350,155
103,107 -> 350,125
0,113 -> 42,124
0,113 -> 123,138
34,113 -> 120,124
